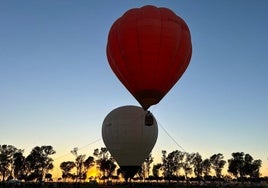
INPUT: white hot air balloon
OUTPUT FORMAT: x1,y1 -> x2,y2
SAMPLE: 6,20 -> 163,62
102,105 -> 158,181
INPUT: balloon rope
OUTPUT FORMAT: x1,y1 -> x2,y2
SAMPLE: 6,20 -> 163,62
76,138 -> 102,151
53,138 -> 102,160
158,121 -> 186,152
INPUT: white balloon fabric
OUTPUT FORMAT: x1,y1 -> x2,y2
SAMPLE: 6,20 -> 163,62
102,105 -> 158,179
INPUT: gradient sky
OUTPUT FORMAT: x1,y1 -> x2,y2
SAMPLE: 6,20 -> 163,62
1,0 -> 267,177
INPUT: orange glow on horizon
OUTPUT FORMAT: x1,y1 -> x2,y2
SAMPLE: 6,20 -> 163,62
87,166 -> 99,181
51,155 -> 268,181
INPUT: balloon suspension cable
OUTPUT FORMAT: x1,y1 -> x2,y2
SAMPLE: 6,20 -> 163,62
158,122 -> 186,152
53,138 -> 102,161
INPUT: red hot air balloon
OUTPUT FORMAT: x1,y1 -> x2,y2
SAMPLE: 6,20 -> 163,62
107,5 -> 192,110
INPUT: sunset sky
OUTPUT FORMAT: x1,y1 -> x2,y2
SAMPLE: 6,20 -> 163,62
1,0 -> 268,178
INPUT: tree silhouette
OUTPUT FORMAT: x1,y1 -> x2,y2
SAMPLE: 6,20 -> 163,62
202,158 -> 211,180
13,150 -> 25,180
60,161 -> 75,181
24,145 -> 55,182
162,150 -> 184,182
138,153 -> 153,181
228,152 -> 262,182
249,159 -> 262,178
152,163 -> 162,182
1,143 -> 266,186
93,147 -> 116,182
243,153 -> 262,179
45,173 -> 52,181
0,145 -> 21,183
161,150 -> 172,181
182,152 -> 194,180
210,153 -> 226,179
191,152 -> 203,181
70,147 -> 95,182
84,156 -> 94,172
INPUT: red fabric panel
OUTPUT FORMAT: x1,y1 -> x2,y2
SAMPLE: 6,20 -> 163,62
107,5 -> 192,110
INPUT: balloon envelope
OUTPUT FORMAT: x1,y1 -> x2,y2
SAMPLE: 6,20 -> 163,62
102,105 -> 158,179
107,5 -> 192,110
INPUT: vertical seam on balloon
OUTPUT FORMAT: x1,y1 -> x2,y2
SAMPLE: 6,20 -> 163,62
137,8 -> 142,87
175,30 -> 191,83
109,24 -> 124,84
166,21 -> 184,92
157,9 -> 163,89
115,18 -> 133,92
114,23 -> 125,82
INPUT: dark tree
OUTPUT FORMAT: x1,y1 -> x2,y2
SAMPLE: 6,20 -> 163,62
93,147 -> 116,181
244,154 -> 262,178
191,152 -> 203,180
210,153 -> 226,179
162,150 -> 184,182
228,152 -> 245,179
202,158 -> 211,179
60,161 -> 76,181
228,152 -> 262,181
13,150 -> 26,180
250,159 -> 262,178
138,153 -> 153,181
71,148 -> 86,182
182,152 -> 194,180
0,145 -> 20,183
45,173 -> 52,181
152,163 -> 162,182
24,145 -> 55,182
161,150 -> 173,181
84,156 -> 94,171
71,147 -> 95,182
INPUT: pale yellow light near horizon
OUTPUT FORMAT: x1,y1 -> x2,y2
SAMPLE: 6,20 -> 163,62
86,166 -> 99,181
51,155 -> 268,181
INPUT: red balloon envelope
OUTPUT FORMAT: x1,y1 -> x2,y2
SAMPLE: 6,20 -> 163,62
107,5 -> 192,110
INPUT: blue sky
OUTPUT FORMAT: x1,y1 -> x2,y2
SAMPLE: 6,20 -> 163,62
1,1 -> 268,177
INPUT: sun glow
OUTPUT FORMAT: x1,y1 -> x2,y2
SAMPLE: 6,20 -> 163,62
87,166 -> 99,182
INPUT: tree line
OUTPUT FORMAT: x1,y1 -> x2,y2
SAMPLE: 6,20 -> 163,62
0,144 -> 264,184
